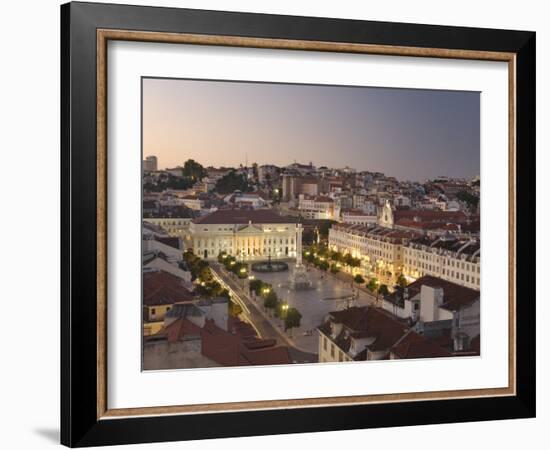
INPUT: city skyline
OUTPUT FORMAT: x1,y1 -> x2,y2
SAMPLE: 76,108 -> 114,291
143,78 -> 480,182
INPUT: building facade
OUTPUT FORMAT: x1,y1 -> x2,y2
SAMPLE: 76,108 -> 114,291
189,209 -> 301,261
341,209 -> 378,226
402,236 -> 480,290
382,276 -> 480,353
143,155 -> 158,172
298,194 -> 339,220
328,223 -> 418,282
318,306 -> 410,362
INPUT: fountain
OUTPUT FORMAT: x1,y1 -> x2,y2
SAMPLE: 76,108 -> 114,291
251,255 -> 289,273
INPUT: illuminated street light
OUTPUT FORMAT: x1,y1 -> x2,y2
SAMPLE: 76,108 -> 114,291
240,268 -> 247,274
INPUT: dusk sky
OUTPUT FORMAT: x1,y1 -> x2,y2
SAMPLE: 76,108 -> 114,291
143,78 -> 480,182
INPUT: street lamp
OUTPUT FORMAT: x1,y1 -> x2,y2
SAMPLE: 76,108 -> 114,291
281,303 -> 289,328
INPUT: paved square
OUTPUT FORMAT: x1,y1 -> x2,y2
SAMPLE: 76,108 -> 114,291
252,263 -> 374,353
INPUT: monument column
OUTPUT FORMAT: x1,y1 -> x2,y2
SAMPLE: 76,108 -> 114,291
296,223 -> 303,266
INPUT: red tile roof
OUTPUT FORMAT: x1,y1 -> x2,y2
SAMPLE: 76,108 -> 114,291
391,330 -> 452,359
143,271 -> 195,306
406,276 -> 479,311
155,236 -> 181,249
394,209 -> 468,223
162,316 -> 203,343
193,208 -> 295,225
201,319 -> 292,366
319,306 -> 409,359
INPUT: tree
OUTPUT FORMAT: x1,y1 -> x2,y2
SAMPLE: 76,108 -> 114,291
228,299 -> 243,317
263,291 -> 278,310
302,229 -> 316,246
330,264 -> 340,274
367,278 -> 378,293
284,308 -> 302,335
249,279 -> 264,295
349,257 -> 361,268
234,262 -> 249,279
396,273 -> 408,288
456,190 -> 479,212
318,260 -> 329,271
215,170 -> 251,194
378,284 -> 390,296
182,159 -> 206,181
330,251 -> 344,263
354,274 -> 365,285
303,249 -> 316,264
317,220 -> 337,241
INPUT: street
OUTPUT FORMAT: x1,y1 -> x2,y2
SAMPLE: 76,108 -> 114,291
211,263 -> 319,364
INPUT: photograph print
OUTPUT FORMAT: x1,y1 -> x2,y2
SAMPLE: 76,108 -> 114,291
141,78 -> 481,370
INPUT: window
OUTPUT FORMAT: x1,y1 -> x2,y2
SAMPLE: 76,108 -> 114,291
330,343 -> 335,358
323,336 -> 327,351
151,308 -> 156,315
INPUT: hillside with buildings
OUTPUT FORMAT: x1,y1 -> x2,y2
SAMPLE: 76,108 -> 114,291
141,157 -> 480,369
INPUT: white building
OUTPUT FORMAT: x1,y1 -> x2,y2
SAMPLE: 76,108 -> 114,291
382,276 -> 480,352
352,194 -> 377,215
224,191 -> 270,209
394,194 -> 411,207
328,223 -> 418,282
402,236 -> 480,290
318,306 -> 410,362
298,194 -> 339,220
144,217 -> 192,238
189,209 -> 301,261
341,209 -> 378,226
180,195 -> 204,210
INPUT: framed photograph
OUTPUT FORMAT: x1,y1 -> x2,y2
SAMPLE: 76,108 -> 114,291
61,2 -> 536,447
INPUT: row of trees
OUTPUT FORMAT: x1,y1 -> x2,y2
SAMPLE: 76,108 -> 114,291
217,252 -> 249,279
143,174 -> 194,192
249,279 -> 302,334
182,250 -> 242,316
303,244 -> 361,273
301,244 -> 411,300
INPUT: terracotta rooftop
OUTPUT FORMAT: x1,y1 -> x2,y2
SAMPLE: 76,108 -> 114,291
193,208 -> 295,225
406,275 -> 480,311
318,306 -> 409,360
143,271 -> 195,307
391,330 -> 452,359
394,209 -> 468,223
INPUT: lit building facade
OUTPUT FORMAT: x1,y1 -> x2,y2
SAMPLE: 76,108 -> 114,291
298,195 -> 339,220
328,223 -> 418,282
189,209 -> 301,261
402,237 -> 480,290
